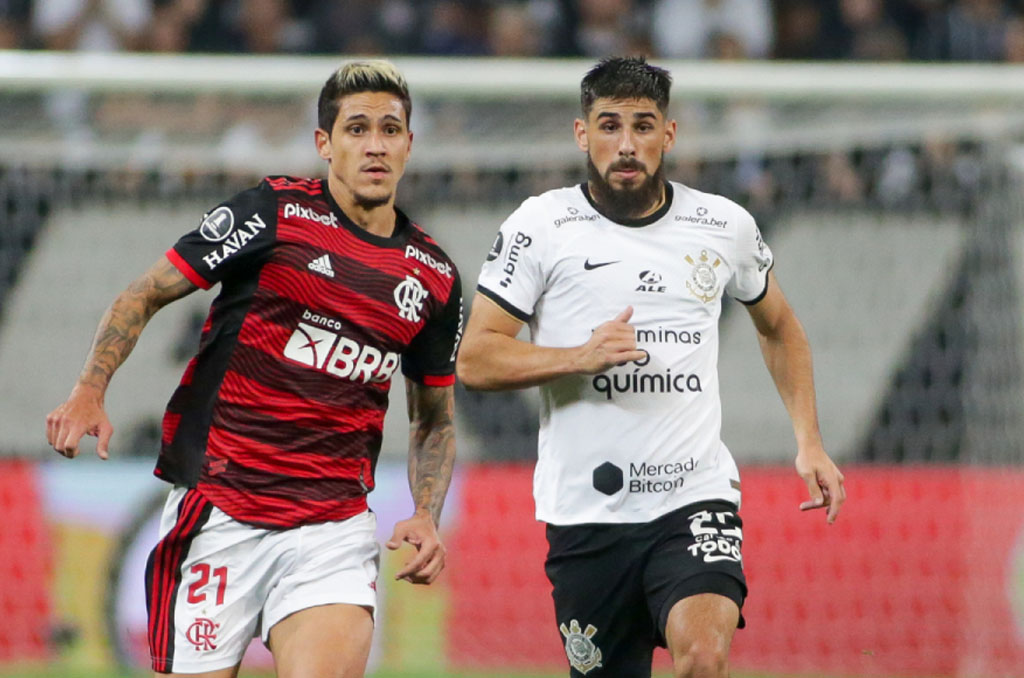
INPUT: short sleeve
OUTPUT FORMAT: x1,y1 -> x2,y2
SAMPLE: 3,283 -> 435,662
166,183 -> 277,289
726,206 -> 774,305
475,199 -> 546,321
402,269 -> 464,387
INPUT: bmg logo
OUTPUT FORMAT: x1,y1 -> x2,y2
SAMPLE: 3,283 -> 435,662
283,321 -> 400,383
499,231 -> 532,288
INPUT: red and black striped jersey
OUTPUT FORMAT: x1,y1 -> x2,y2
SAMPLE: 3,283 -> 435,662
157,176 -> 462,529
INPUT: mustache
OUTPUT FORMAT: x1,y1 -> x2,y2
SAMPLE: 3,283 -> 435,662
607,158 -> 647,173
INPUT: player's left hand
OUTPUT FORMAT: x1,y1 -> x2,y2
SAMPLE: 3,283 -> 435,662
795,444 -> 846,524
386,510 -> 446,585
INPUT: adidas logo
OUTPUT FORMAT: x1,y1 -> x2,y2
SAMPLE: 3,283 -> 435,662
308,254 -> 335,278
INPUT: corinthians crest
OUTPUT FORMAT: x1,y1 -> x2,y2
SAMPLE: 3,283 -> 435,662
559,619 -> 602,674
685,249 -> 721,303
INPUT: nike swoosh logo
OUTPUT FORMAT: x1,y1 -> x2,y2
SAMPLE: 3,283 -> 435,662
584,259 -> 620,270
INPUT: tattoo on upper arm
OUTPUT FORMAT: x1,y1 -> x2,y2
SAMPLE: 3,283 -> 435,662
135,258 -> 198,309
81,258 -> 198,390
406,381 -> 456,524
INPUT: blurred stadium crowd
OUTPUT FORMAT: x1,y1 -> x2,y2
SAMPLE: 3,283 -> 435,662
0,0 -> 1023,63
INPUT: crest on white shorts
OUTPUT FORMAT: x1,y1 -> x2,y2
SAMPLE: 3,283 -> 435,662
559,619 -> 602,674
186,617 -> 219,651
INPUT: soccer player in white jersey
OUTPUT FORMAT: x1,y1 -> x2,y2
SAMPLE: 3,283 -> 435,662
456,57 -> 846,678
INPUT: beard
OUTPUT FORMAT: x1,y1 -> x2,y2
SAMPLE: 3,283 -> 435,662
587,154 -> 665,222
353,191 -> 392,211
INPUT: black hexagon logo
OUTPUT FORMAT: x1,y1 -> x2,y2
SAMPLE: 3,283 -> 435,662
593,462 -> 623,496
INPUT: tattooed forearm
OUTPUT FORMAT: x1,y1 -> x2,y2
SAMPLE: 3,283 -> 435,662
78,257 -> 197,393
406,381 -> 456,526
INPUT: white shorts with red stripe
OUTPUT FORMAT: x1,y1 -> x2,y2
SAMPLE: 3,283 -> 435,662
145,487 -> 380,674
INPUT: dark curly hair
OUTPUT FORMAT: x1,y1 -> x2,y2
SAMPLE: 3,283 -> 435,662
580,56 -> 672,116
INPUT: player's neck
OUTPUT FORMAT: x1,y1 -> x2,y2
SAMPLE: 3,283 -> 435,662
636,187 -> 667,219
328,176 -> 397,238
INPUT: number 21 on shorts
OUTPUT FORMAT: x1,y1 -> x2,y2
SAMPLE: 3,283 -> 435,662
187,563 -> 228,605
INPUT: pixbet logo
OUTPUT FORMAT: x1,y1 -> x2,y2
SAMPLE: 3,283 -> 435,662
283,202 -> 338,228
283,312 -> 400,383
405,244 -> 452,278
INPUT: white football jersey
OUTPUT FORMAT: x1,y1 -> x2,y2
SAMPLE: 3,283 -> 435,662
476,182 -> 774,525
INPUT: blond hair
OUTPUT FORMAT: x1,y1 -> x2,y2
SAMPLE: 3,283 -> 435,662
317,60 -> 412,132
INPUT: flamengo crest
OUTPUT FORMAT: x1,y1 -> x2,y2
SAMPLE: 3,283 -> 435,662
186,617 -> 219,651
394,275 -> 429,322
559,619 -> 602,674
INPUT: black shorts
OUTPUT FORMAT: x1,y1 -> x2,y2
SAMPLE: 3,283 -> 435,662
544,500 -> 747,677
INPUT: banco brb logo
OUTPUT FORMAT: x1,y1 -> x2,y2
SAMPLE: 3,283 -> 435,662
284,321 -> 399,383
394,275 -> 428,322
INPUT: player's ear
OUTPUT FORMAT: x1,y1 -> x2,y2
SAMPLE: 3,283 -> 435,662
315,128 -> 331,162
663,119 -> 677,153
574,118 -> 588,152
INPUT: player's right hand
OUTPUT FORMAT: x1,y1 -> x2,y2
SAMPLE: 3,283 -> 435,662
573,306 -> 648,374
45,385 -> 113,460
387,511 -> 446,585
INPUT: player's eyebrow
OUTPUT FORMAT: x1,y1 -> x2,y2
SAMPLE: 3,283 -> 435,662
595,111 -> 657,121
343,113 -> 405,125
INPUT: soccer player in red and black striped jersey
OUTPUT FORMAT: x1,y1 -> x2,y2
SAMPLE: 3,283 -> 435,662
45,61 -> 462,678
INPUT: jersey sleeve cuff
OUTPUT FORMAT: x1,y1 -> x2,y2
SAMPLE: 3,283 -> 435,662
477,284 -> 531,322
736,261 -> 774,306
166,247 -> 213,290
402,368 -> 456,387
421,374 -> 455,387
